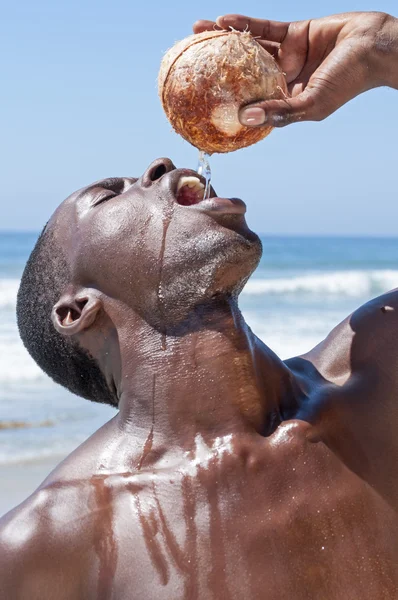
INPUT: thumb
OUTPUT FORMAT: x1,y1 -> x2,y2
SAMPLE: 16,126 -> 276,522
239,88 -> 331,128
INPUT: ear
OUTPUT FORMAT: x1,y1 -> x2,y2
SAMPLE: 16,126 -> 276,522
51,292 -> 102,337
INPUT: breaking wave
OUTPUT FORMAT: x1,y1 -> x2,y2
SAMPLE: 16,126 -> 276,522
242,270 -> 398,297
0,279 -> 19,309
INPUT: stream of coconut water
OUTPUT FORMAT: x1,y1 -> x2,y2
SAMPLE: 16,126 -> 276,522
197,151 -> 212,199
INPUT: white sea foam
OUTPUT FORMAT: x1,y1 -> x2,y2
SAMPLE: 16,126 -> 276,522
2,271 -> 398,314
0,323 -> 46,383
0,346 -> 46,383
0,279 -> 19,309
242,311 -> 340,359
0,278 -> 50,384
242,270 -> 398,297
0,445 -> 73,467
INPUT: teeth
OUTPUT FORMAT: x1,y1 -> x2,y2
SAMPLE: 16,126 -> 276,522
177,176 -> 205,194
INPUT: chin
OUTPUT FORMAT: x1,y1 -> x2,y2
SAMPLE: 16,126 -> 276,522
162,223 -> 262,322
212,224 -> 262,296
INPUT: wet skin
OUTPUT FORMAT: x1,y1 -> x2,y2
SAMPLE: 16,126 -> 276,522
1,158 -> 398,599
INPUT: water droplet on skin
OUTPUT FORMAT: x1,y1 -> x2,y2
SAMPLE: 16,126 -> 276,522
381,305 -> 394,313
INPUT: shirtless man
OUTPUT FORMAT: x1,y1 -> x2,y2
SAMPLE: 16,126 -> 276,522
1,10 -> 398,600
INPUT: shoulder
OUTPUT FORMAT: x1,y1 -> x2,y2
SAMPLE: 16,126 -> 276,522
292,287 -> 398,389
348,287 -> 398,364
0,481 -> 93,599
287,289 -> 398,505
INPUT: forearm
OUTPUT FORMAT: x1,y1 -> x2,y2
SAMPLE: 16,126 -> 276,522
372,14 -> 398,89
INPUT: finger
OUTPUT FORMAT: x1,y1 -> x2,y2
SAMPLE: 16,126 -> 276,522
257,40 -> 281,59
193,19 -> 221,34
239,89 -> 331,128
277,20 -> 311,82
216,14 -> 290,43
239,94 -> 311,127
240,68 -> 368,128
240,38 -> 373,129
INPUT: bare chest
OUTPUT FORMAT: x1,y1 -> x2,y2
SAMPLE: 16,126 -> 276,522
83,423 -> 398,600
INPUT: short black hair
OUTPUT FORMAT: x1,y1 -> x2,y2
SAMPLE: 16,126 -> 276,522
17,225 -> 117,407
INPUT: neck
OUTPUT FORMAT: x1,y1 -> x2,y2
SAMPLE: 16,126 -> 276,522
112,297 -> 296,453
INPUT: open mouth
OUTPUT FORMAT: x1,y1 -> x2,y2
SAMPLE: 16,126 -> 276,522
172,171 -> 246,216
176,176 -> 207,206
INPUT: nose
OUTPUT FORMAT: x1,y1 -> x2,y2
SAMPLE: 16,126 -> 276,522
141,158 -> 176,187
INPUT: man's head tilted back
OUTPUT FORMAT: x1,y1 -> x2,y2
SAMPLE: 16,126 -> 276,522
16,158 -> 262,407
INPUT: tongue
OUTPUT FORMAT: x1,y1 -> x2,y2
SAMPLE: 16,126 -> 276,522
177,185 -> 201,206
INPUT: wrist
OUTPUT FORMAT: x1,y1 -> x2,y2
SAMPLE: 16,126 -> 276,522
372,14 -> 398,89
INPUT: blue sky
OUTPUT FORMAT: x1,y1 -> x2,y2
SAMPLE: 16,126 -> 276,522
1,0 -> 397,235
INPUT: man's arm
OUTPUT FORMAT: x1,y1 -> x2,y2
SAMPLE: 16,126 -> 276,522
193,12 -> 398,126
372,14 -> 398,90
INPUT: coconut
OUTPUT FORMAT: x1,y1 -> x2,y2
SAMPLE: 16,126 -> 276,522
158,30 -> 288,154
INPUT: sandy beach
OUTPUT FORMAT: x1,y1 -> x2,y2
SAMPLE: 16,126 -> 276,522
0,455 -> 66,517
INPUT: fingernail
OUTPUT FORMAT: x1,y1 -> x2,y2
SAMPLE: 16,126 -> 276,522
241,108 -> 267,126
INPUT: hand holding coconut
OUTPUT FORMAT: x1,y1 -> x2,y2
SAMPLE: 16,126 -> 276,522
194,12 -> 398,128
159,30 -> 288,154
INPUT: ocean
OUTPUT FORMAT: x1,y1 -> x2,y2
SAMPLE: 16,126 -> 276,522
2,231 -> 398,467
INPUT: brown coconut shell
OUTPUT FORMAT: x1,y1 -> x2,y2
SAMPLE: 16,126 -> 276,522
158,30 -> 288,154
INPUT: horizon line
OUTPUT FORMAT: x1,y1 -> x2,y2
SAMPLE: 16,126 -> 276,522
2,230 -> 398,240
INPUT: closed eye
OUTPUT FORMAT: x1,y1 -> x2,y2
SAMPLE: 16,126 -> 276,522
90,187 -> 118,207
79,177 -> 138,210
